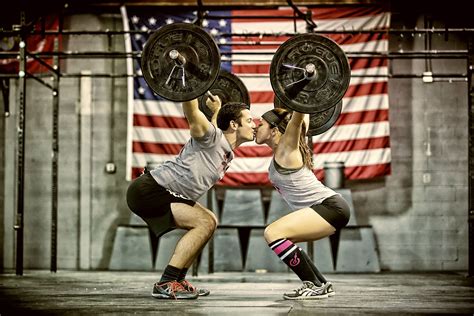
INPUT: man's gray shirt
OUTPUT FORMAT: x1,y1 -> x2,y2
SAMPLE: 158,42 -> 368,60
150,123 -> 233,201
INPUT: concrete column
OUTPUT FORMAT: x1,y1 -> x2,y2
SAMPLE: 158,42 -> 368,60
79,71 -> 92,270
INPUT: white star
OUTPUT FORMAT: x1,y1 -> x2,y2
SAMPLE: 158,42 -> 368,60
210,28 -> 219,36
219,38 -> 227,44
141,25 -> 148,32
131,16 -> 139,24
134,34 -> 141,40
148,17 -> 156,26
202,19 -> 209,27
136,69 -> 142,76
166,18 -> 174,24
138,86 -> 145,95
219,19 -> 227,27
183,19 -> 191,23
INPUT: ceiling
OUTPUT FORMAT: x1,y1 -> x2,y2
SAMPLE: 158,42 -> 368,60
0,0 -> 470,31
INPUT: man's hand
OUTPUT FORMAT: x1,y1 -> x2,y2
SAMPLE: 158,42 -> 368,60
206,94 -> 222,127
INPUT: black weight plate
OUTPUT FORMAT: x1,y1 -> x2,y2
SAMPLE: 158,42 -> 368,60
270,33 -> 350,113
274,96 -> 342,136
141,22 -> 221,102
198,69 -> 250,121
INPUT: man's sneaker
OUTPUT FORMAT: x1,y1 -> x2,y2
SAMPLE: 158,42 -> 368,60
180,280 -> 210,297
283,281 -> 329,300
323,282 -> 335,297
151,281 -> 198,299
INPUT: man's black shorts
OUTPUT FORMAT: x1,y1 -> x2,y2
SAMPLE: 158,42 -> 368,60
126,172 -> 195,237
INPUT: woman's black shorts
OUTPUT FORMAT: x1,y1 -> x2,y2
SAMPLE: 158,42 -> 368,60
126,172 -> 195,237
310,194 -> 350,230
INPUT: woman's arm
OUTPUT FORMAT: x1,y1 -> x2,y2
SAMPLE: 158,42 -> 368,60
274,111 -> 308,168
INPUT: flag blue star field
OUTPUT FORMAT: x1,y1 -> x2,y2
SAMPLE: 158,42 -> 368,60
122,6 -> 391,185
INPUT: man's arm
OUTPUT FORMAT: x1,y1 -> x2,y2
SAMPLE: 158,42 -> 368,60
206,95 -> 222,128
182,96 -> 221,138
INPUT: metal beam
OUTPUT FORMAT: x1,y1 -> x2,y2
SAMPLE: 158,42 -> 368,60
14,11 -> 27,277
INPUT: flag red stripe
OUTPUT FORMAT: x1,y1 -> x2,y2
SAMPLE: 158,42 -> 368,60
219,172 -> 271,186
337,109 -> 389,125
349,58 -> 387,71
346,81 -> 387,97
314,136 -> 390,154
134,114 -> 189,129
133,141 -> 183,154
231,7 -> 385,22
314,162 -> 391,181
133,136 -> 389,156
249,81 -> 387,104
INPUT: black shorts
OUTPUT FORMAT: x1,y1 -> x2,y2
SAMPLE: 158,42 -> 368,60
126,172 -> 195,237
310,194 -> 350,230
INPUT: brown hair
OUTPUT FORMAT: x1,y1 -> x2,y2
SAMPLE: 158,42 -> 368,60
216,102 -> 250,130
263,108 -> 313,169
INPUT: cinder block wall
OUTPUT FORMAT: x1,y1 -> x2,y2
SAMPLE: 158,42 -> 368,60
1,11 -> 470,271
350,14 -> 468,270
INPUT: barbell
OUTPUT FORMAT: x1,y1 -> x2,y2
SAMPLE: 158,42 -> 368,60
140,22 -> 351,134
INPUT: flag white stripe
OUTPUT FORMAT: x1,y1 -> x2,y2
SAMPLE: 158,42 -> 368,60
313,147 -> 391,169
228,40 -> 388,64
238,68 -> 387,92
134,99 -> 184,117
133,120 -> 389,144
313,121 -> 390,142
342,94 -> 389,113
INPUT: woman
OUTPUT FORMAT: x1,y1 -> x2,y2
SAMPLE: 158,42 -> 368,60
255,107 -> 350,300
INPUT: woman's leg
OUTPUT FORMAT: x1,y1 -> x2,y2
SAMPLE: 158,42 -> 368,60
265,208 -> 335,287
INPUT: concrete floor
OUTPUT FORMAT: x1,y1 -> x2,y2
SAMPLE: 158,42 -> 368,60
1,271 -> 473,315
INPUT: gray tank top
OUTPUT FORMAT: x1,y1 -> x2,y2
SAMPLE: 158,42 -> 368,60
268,158 -> 339,210
150,123 -> 233,201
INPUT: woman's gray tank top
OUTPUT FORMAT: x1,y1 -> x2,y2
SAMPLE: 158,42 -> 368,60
268,158 -> 339,210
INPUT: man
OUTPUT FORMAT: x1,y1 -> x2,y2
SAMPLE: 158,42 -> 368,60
126,96 -> 255,299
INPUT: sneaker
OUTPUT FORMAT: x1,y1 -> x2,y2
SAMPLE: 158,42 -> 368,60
323,282 -> 335,297
180,280 -> 210,297
151,281 -> 198,299
283,281 -> 329,300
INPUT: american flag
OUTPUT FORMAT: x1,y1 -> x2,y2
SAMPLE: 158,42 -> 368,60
122,5 -> 391,185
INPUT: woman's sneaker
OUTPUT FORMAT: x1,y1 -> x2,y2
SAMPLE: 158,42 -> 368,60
180,280 -> 210,296
151,281 -> 198,299
283,281 -> 329,300
323,282 -> 335,297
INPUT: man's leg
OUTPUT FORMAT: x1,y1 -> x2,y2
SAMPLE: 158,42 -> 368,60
169,202 -> 217,268
153,202 -> 217,299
